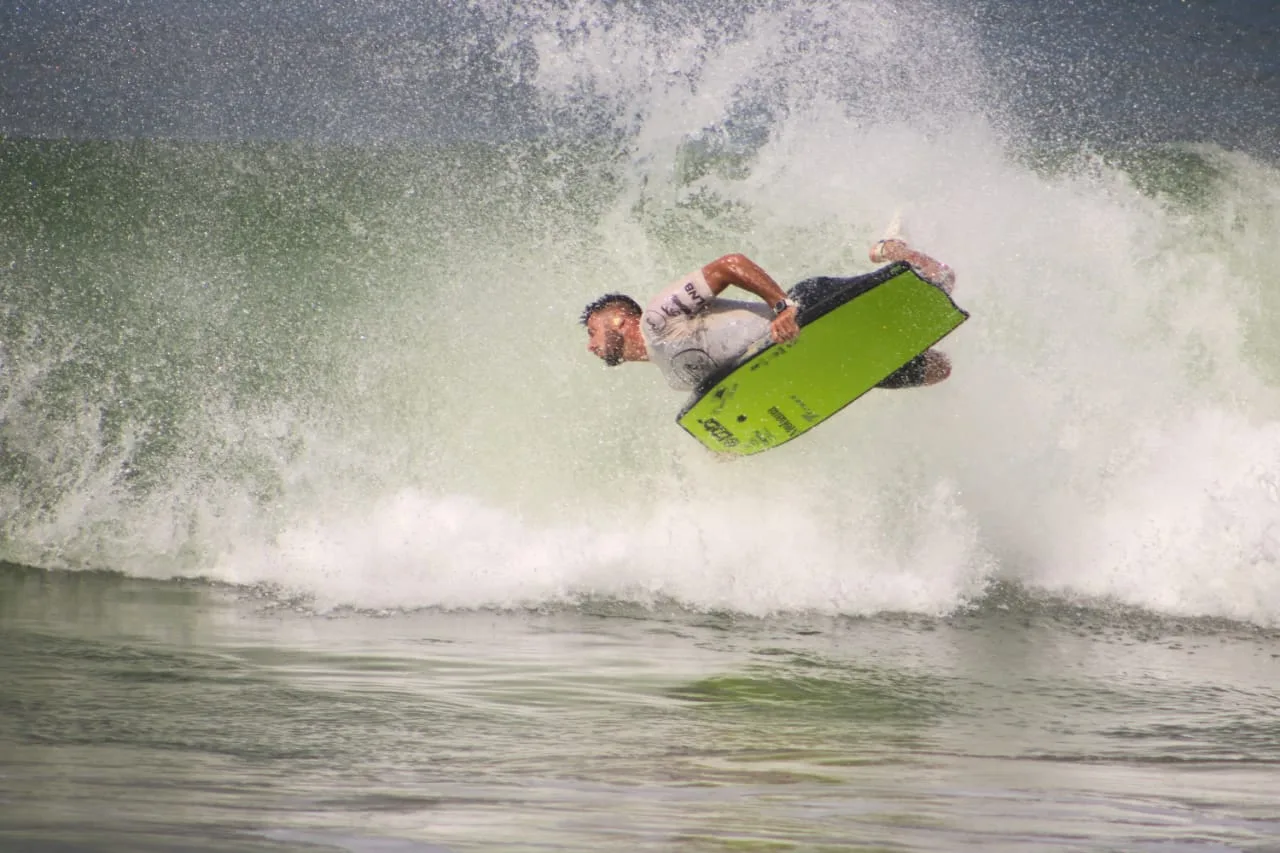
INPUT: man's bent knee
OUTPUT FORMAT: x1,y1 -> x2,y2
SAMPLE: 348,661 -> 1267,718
921,349 -> 951,385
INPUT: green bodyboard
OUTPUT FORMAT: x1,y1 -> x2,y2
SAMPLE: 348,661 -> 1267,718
676,262 -> 968,455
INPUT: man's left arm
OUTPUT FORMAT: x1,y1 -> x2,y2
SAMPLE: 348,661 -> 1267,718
701,254 -> 799,343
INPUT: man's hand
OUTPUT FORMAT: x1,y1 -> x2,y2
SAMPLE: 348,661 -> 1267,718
771,305 -> 799,343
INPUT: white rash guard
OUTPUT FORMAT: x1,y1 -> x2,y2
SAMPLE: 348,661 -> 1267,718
640,268 -> 773,391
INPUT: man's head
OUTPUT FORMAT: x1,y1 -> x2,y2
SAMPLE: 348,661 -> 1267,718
581,293 -> 644,366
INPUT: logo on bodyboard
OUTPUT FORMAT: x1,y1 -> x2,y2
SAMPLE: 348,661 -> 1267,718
708,383 -> 738,415
767,406 -> 798,437
698,417 -> 739,448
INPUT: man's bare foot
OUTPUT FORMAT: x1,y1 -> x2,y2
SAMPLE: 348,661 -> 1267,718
869,238 -> 909,264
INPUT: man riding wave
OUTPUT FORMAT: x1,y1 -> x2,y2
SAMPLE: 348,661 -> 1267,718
581,238 -> 956,391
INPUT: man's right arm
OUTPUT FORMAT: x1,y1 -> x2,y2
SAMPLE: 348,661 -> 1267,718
700,254 -> 799,343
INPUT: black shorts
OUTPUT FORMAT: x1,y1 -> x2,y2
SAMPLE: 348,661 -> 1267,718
787,274 -> 880,322
786,272 -> 931,390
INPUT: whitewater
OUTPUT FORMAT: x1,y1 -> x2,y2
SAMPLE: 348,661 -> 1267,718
3,1 -> 1278,626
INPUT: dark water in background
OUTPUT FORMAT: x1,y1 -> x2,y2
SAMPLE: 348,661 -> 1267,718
3,1 -> 1280,850
2,0 -> 1278,155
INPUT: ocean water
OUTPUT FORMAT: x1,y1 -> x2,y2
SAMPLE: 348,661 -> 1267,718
3,0 -> 1280,850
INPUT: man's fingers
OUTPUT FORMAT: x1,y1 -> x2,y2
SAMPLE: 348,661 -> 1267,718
772,317 -> 800,343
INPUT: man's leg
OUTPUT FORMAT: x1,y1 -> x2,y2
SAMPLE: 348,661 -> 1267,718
790,238 -> 957,389
870,239 -> 955,294
870,238 -> 956,387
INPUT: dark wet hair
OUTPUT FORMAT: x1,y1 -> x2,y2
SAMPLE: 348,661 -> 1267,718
579,293 -> 641,326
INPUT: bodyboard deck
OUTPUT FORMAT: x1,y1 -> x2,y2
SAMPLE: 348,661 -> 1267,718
676,262 -> 968,455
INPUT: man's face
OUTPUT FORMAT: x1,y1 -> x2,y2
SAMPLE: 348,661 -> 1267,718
586,310 -> 627,366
